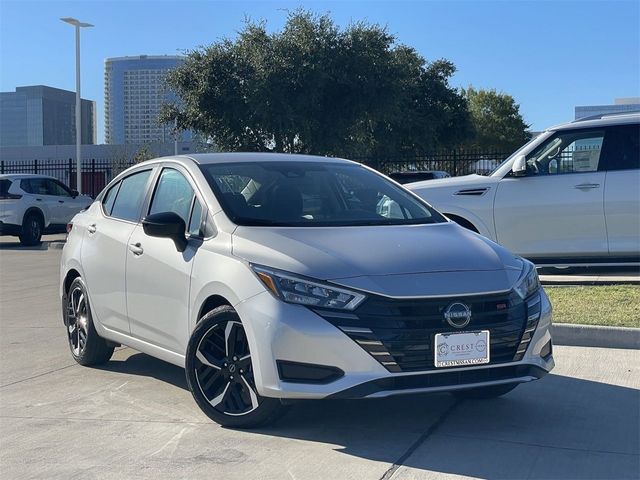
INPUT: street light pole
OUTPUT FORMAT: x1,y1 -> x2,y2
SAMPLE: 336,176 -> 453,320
61,17 -> 93,194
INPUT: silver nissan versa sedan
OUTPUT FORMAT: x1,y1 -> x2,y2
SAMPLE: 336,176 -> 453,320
60,153 -> 554,427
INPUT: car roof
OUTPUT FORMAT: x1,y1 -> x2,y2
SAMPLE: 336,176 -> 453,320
0,174 -> 56,180
548,112 -> 639,132
136,152 -> 356,169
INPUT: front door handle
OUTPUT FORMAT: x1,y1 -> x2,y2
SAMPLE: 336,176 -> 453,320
58,200 -> 64,203
128,243 -> 144,256
87,224 -> 96,234
574,183 -> 600,190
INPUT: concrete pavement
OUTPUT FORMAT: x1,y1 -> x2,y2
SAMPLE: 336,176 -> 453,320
0,243 -> 638,479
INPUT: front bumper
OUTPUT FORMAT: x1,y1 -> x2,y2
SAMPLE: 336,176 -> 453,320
235,288 -> 554,400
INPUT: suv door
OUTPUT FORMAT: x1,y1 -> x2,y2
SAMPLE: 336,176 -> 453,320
80,169 -> 154,335
20,178 -> 56,224
601,124 -> 640,257
42,178 -> 76,224
126,166 -> 205,354
493,128 -> 608,259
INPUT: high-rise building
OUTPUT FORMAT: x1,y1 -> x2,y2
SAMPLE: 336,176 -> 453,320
104,55 -> 191,144
575,97 -> 640,120
0,85 -> 95,147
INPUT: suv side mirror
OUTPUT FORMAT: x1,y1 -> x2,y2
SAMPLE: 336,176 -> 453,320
142,212 -> 188,252
511,154 -> 527,177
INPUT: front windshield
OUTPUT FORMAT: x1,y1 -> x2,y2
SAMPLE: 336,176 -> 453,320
200,161 -> 446,227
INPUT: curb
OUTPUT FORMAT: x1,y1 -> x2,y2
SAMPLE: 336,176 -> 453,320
47,241 -> 66,250
542,278 -> 640,286
552,323 -> 640,350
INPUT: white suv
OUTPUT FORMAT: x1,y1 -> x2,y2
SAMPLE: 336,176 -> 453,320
0,174 -> 92,245
60,153 -> 553,427
409,113 -> 640,266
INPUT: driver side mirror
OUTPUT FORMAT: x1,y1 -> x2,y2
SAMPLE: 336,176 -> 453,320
70,189 -> 79,199
511,154 -> 527,177
142,212 -> 188,252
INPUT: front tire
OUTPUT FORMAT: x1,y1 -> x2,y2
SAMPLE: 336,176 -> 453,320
185,306 -> 286,428
64,277 -> 114,366
19,212 -> 43,246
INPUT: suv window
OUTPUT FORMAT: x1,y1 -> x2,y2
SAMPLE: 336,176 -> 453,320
525,129 -> 605,175
148,168 -> 195,226
0,179 -> 12,198
602,124 -> 640,171
110,170 -> 152,222
46,179 -> 72,197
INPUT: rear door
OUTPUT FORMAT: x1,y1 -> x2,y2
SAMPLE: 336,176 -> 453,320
493,128 -> 608,258
80,168 -> 154,335
601,124 -> 640,257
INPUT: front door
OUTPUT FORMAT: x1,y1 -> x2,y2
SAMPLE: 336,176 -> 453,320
126,167 -> 204,354
493,128 -> 608,259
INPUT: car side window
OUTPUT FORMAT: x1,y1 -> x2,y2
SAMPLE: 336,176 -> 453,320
188,198 -> 204,237
21,178 -> 48,195
602,125 -> 640,171
525,129 -> 605,175
149,168 -> 195,226
101,181 -> 120,216
110,170 -> 152,222
45,179 -> 71,197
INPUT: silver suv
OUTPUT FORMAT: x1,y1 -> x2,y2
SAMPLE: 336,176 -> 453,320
60,153 -> 554,427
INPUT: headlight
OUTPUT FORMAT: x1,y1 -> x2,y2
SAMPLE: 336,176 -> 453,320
514,260 -> 540,299
251,265 -> 366,310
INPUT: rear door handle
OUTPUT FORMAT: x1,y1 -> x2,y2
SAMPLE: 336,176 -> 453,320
574,183 -> 600,190
128,243 -> 144,256
87,224 -> 96,234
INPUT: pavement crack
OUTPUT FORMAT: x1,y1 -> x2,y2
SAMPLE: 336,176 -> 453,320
379,399 -> 461,480
0,363 -> 78,389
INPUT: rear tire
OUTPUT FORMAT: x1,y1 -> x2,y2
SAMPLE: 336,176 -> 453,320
454,383 -> 518,399
185,305 -> 286,428
64,277 -> 114,366
19,212 -> 43,246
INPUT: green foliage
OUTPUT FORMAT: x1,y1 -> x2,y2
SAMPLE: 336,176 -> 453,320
464,87 -> 531,152
160,10 -> 472,157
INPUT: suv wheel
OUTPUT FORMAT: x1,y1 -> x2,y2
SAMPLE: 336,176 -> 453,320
19,212 -> 43,246
185,306 -> 286,428
64,277 -> 115,366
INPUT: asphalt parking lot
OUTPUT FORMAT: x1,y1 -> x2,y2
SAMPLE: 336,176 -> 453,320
0,238 -> 638,480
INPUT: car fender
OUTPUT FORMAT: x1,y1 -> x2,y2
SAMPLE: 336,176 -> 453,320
439,205 -> 496,240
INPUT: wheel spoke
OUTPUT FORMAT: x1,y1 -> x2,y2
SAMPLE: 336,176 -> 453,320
224,322 -> 238,357
240,375 -> 259,409
196,350 -> 221,370
208,382 -> 230,407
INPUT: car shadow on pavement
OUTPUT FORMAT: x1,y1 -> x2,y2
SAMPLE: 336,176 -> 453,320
99,352 -> 639,479
97,351 -> 189,390
0,241 -> 49,251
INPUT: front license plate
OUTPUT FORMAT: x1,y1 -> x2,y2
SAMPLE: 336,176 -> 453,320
435,330 -> 490,368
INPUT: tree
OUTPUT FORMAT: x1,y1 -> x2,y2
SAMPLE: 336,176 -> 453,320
464,87 -> 531,152
160,10 -> 472,158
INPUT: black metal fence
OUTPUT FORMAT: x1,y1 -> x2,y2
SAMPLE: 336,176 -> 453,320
357,150 -> 510,176
1,150 -> 510,198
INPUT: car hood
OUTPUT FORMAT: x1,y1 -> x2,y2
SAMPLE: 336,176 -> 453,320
232,222 -> 523,295
406,174 -> 500,191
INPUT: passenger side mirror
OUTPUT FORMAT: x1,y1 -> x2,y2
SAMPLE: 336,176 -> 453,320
511,154 -> 527,177
142,212 -> 188,252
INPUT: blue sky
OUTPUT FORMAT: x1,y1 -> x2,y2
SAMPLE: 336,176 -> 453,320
1,0 -> 639,144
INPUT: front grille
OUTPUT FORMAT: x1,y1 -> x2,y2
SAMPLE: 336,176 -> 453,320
316,291 -> 538,372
